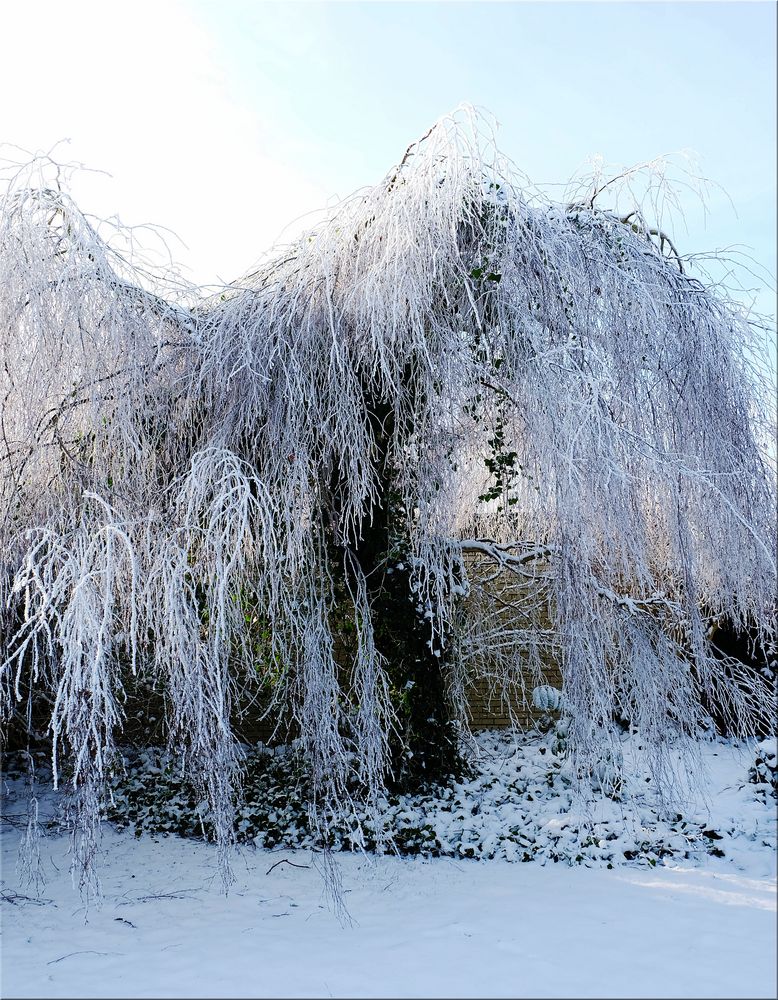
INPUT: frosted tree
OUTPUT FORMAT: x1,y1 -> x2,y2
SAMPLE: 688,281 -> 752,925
1,109 -> 775,889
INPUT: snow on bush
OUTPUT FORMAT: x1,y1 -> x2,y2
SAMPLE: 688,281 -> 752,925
7,728 -> 773,874
748,737 -> 778,802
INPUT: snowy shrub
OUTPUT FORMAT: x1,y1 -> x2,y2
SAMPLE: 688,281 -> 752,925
88,729 -> 769,869
586,746 -> 624,800
105,750 -> 212,839
748,738 -> 777,801
550,717 -> 570,758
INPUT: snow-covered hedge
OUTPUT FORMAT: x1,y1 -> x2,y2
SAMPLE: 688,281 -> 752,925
70,728 -> 772,869
3,728 -> 775,874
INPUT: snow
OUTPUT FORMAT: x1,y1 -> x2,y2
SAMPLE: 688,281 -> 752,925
2,737 -> 776,999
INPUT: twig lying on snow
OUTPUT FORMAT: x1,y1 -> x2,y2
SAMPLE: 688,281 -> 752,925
47,950 -> 122,965
266,858 -> 311,875
1,889 -> 53,906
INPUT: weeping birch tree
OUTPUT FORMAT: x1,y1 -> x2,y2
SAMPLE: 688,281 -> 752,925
1,109 -> 775,886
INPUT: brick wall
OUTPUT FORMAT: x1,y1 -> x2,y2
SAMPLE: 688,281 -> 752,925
461,552 -> 561,731
240,556 -> 560,743
465,665 -> 563,731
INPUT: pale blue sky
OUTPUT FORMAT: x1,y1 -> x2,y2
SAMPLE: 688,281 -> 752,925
2,1 -> 775,314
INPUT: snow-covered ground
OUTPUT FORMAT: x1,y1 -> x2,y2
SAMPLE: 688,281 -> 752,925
2,737 -> 776,999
